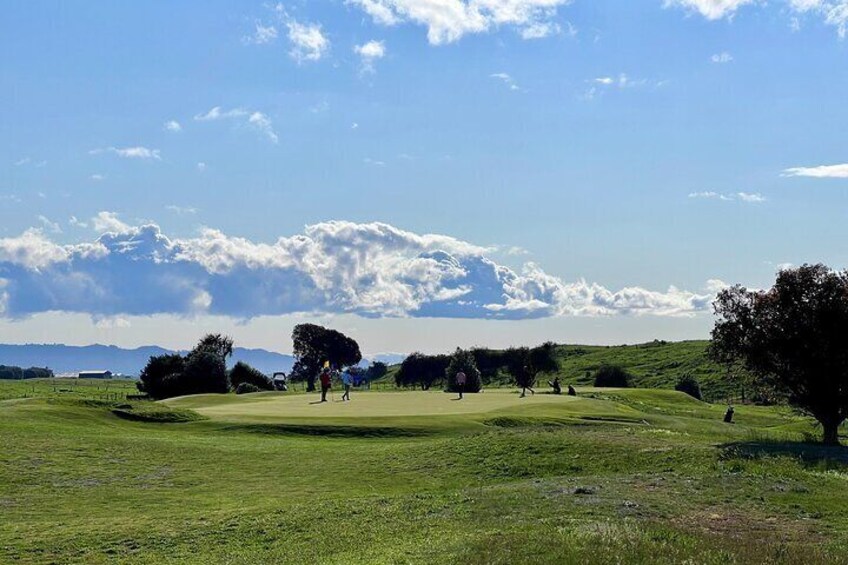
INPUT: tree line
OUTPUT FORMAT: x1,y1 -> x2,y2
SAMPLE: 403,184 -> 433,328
0,365 -> 54,380
395,343 -> 559,393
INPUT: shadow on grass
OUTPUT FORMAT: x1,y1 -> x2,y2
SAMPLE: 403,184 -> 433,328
721,440 -> 848,466
217,422 -> 431,439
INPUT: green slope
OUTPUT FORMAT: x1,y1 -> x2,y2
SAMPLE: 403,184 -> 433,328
551,340 -> 732,401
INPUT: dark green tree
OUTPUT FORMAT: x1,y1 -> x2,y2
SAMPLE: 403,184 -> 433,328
137,354 -> 186,399
191,334 -> 234,361
675,374 -> 702,400
365,361 -> 388,383
446,348 -> 482,393
505,342 -> 559,393
229,361 -> 273,391
711,264 -> 848,444
291,324 -> 362,391
395,353 -> 450,390
593,365 -> 632,388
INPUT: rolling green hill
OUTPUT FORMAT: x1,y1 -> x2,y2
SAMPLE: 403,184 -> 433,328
551,340 -> 732,401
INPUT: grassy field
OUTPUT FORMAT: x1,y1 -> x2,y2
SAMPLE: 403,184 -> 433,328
3,381 -> 848,564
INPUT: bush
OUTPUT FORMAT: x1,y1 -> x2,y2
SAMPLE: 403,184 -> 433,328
593,365 -> 632,388
229,362 -> 273,391
446,348 -> 483,393
138,354 -> 186,399
182,351 -> 229,395
675,374 -> 702,400
235,382 -> 262,395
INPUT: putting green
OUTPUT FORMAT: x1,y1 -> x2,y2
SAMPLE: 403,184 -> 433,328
166,389 -> 583,421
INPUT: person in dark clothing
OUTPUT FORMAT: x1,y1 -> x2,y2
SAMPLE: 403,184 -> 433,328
549,377 -> 562,395
319,368 -> 332,402
567,384 -> 577,396
456,371 -> 466,400
724,405 -> 735,423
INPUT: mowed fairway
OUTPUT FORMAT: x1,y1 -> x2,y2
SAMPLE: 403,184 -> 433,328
168,390 -> 589,420
3,383 -> 848,564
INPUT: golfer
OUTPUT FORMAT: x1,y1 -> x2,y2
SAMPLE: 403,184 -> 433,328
341,369 -> 352,401
319,367 -> 332,403
456,370 -> 467,400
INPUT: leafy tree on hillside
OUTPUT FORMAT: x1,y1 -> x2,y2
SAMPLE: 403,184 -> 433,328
446,348 -> 482,393
593,365 -> 632,388
229,361 -> 273,391
505,342 -> 559,395
711,264 -> 848,444
0,365 -> 24,380
395,353 -> 450,390
291,324 -> 361,391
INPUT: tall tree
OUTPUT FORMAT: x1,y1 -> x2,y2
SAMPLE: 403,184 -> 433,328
291,324 -> 361,391
446,348 -> 483,393
395,353 -> 450,390
191,334 -> 234,361
505,342 -> 559,393
711,264 -> 848,444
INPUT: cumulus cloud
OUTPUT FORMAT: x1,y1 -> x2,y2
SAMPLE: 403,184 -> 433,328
194,106 -> 279,143
0,217 -> 719,321
37,215 -> 62,234
164,120 -> 182,132
354,40 -> 386,73
90,146 -> 161,160
667,0 -> 848,37
286,19 -> 330,62
348,0 -> 571,44
782,163 -> 848,178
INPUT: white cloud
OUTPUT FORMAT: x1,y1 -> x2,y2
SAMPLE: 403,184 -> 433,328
194,106 -> 279,143
667,0 -> 848,37
15,157 -> 31,166
166,205 -> 198,215
736,192 -> 766,202
364,157 -> 387,166
90,174 -> 105,181
91,211 -> 131,234
0,217 -> 718,321
37,216 -> 62,234
69,216 -> 88,229
164,120 -> 182,132
490,72 -> 520,90
348,0 -> 572,45
286,20 -> 330,62
245,22 -> 279,45
782,163 -> 848,178
90,146 -> 161,160
663,0 -> 755,20
197,162 -> 207,172
354,40 -> 386,73
689,191 -> 766,202
711,51 -> 733,63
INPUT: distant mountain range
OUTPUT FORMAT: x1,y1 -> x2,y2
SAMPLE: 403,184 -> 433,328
0,344 -> 405,377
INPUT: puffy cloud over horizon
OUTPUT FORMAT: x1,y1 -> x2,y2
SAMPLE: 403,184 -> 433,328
0,216 -> 720,321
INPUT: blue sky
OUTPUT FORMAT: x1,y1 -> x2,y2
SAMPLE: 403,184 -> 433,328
2,0 -> 848,353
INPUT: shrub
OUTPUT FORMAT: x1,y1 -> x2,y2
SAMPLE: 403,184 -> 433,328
235,382 -> 262,395
229,362 -> 273,391
446,348 -> 483,393
593,365 -> 632,388
182,351 -> 229,395
675,374 -> 702,400
138,354 -> 186,399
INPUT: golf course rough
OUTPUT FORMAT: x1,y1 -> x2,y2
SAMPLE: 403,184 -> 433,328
2,383 -> 847,564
